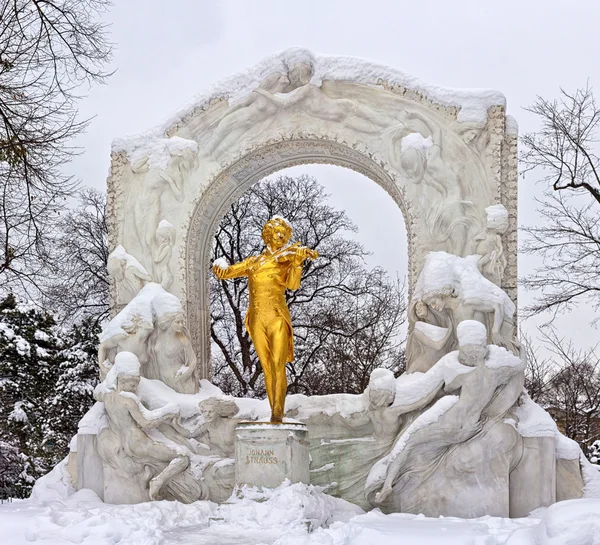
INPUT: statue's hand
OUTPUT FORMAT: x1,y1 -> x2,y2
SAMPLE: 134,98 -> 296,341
294,246 -> 319,264
212,264 -> 228,280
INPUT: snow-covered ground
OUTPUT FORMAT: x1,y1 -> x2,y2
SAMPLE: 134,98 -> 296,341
3,482 -> 600,545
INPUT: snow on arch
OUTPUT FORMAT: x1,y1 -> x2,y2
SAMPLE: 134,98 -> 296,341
111,47 -> 508,167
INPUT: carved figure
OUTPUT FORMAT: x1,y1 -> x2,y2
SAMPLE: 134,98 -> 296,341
195,398 -> 240,457
412,252 -> 517,354
475,204 -> 509,285
130,145 -> 195,260
387,111 -> 482,255
205,62 -> 309,155
95,353 -> 194,501
253,62 -> 398,135
98,314 -> 154,380
212,216 -> 318,422
406,297 -> 455,373
370,321 -> 525,509
153,220 -> 176,289
107,245 -> 152,303
147,292 -> 198,394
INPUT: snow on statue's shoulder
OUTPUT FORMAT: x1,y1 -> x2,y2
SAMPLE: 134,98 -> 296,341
78,401 -> 108,435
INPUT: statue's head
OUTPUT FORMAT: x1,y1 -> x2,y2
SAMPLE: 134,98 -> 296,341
399,145 -> 427,181
156,220 -> 176,245
457,320 -> 489,367
367,368 -> 396,409
422,286 -> 454,313
288,61 -> 314,87
199,397 -> 239,421
122,314 -> 153,335
112,352 -> 141,392
118,374 -> 140,393
262,216 -> 292,252
153,292 -> 186,334
158,311 -> 185,334
415,300 -> 429,320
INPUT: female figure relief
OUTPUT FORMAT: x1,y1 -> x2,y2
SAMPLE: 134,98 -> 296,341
212,217 -> 318,422
147,293 -> 198,394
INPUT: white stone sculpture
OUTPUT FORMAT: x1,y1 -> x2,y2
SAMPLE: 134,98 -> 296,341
98,282 -> 165,378
147,292 -> 199,394
107,244 -> 152,304
409,251 -> 519,363
386,110 -> 484,256
195,397 -> 240,456
367,321 -> 525,516
153,220 -> 176,290
475,204 -> 509,285
94,352 -> 204,503
122,140 -> 196,273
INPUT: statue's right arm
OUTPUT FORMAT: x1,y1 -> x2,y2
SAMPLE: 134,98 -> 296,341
213,258 -> 251,280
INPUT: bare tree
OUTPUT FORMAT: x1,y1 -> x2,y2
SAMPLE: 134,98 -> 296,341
211,174 -> 407,397
0,0 -> 112,292
44,188 -> 109,324
521,191 -> 600,318
540,328 -> 600,455
521,328 -> 554,404
522,85 -> 600,204
521,86 -> 600,318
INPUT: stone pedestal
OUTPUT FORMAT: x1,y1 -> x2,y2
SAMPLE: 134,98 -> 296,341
76,434 -> 104,500
509,436 -> 556,517
235,422 -> 309,488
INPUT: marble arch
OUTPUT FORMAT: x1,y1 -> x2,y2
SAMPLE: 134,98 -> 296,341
186,140 -> 412,378
107,48 -> 519,379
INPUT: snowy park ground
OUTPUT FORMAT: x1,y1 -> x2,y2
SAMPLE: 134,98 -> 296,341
3,481 -> 600,545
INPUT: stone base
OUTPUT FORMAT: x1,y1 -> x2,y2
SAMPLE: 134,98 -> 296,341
235,422 -> 309,488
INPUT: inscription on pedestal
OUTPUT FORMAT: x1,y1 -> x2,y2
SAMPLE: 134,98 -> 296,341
246,449 -> 279,465
235,422 -> 309,488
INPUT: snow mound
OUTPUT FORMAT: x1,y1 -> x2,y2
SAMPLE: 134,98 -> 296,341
17,482 -> 362,545
113,134 -> 198,171
485,204 -> 509,233
401,132 -> 433,154
514,392 -> 581,461
29,457 -> 74,502
368,368 -> 396,394
108,244 -> 149,275
77,401 -> 108,435
220,482 -> 363,535
99,282 -> 165,343
506,499 -> 600,545
414,251 -> 516,319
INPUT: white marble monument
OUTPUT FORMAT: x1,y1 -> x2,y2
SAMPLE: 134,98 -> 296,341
51,48 -> 589,516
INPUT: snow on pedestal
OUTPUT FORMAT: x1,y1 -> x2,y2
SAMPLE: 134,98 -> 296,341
235,422 -> 310,488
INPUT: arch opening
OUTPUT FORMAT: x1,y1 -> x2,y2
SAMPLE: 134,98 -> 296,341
186,139 -> 414,381
208,163 -> 409,397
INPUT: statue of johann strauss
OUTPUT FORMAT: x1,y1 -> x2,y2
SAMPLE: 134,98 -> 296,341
212,216 -> 318,422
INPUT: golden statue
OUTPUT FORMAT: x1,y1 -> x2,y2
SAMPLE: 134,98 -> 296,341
212,217 -> 318,423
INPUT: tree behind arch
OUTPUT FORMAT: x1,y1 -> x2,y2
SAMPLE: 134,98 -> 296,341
210,174 -> 407,397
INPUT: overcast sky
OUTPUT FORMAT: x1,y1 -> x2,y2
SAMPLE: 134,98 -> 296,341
71,0 -> 600,351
